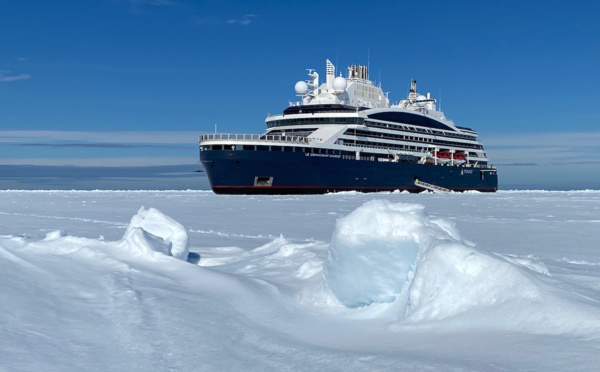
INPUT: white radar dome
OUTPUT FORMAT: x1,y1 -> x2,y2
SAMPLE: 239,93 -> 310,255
332,76 -> 347,92
295,81 -> 309,95
416,95 -> 427,107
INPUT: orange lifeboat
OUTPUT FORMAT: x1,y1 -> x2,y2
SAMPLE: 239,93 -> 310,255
453,152 -> 467,164
433,151 -> 451,164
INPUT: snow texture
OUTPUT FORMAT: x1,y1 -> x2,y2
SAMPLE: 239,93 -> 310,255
1,190 -> 599,371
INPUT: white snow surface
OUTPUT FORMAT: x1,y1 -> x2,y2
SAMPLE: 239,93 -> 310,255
1,190 -> 600,371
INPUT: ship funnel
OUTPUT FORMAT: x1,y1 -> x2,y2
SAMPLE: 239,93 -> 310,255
408,80 -> 418,100
410,80 -> 417,93
347,65 -> 369,80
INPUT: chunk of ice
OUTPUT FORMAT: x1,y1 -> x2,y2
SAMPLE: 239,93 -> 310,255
120,207 -> 189,260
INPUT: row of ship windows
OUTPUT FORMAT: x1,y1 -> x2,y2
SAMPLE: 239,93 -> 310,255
266,117 -> 476,143
267,129 -> 317,138
203,144 -> 355,156
267,117 -> 364,128
341,139 -> 426,153
365,121 -> 476,141
345,129 -> 483,150
354,89 -> 381,100
203,143 -> 480,157
203,144 -> 487,165
203,144 -> 411,161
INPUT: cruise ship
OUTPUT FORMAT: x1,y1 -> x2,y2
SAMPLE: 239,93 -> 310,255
199,59 -> 498,194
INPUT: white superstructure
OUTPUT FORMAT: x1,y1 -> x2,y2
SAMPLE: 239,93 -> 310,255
254,59 -> 491,167
201,58 -> 494,169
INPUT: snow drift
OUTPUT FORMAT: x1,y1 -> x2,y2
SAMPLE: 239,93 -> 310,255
323,199 -> 514,317
323,200 -> 600,334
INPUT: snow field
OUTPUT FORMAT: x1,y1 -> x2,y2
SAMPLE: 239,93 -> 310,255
1,190 -> 600,371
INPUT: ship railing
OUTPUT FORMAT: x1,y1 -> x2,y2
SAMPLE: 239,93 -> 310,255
199,133 -> 308,144
342,142 -> 497,170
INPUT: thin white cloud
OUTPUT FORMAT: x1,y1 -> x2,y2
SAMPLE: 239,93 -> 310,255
0,72 -> 31,82
127,0 -> 177,14
0,130 -> 203,144
0,157 -> 196,167
484,131 -> 600,165
0,130 -> 202,166
194,14 -> 257,26
225,14 -> 257,26
484,132 -> 600,148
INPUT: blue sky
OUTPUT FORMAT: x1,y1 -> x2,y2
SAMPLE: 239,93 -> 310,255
1,0 -> 599,189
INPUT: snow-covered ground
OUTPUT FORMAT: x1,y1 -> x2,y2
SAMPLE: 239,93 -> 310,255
1,190 -> 599,371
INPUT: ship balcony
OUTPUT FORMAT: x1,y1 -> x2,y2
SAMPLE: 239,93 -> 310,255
199,133 -> 309,145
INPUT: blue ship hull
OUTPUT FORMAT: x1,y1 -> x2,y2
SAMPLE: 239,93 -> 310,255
200,150 -> 498,194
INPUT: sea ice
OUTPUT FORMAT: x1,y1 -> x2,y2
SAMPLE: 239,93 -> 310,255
120,206 -> 189,260
1,190 -> 600,371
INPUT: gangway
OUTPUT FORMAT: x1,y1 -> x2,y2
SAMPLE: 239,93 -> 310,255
415,179 -> 450,193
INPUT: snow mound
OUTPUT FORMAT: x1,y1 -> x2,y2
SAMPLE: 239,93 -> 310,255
43,229 -> 67,241
407,242 -> 541,321
324,202 -> 423,308
120,207 -> 189,260
324,200 -> 544,320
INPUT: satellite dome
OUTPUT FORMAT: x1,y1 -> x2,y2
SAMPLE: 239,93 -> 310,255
332,76 -> 347,92
416,95 -> 427,107
295,81 -> 309,95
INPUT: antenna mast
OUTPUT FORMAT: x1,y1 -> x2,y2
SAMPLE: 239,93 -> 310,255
367,49 -> 370,80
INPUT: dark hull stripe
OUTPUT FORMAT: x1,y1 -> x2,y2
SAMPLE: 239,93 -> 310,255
201,150 -> 498,195
211,185 -> 497,195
